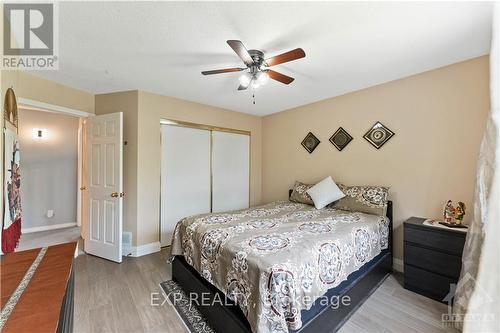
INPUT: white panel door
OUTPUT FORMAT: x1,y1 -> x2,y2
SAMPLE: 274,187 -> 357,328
212,131 -> 250,213
161,125 -> 211,246
85,112 -> 123,263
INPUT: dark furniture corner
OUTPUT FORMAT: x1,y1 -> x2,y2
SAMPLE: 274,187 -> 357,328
403,217 -> 466,303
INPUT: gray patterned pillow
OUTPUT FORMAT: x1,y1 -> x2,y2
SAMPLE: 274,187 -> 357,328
329,184 -> 389,216
289,181 -> 314,205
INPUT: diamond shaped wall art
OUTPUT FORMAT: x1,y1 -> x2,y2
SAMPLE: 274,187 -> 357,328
329,127 -> 353,151
301,132 -> 320,153
363,122 -> 394,149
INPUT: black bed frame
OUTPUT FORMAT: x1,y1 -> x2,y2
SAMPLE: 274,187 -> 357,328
172,194 -> 393,333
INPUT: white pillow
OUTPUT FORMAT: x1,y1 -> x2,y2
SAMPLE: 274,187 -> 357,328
306,176 -> 345,209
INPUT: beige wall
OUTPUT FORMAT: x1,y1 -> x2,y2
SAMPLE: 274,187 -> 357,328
1,71 -> 95,114
95,90 -> 262,246
137,91 -> 262,246
261,56 -> 490,261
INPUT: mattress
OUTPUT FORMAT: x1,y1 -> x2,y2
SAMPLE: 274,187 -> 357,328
171,201 -> 390,333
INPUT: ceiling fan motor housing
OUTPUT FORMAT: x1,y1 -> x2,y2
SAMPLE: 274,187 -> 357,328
248,49 -> 265,71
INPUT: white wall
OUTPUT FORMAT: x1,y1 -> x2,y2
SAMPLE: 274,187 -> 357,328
18,109 -> 79,230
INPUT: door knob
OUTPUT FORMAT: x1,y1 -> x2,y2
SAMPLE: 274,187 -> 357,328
80,186 -> 87,191
119,192 -> 125,197
111,192 -> 119,198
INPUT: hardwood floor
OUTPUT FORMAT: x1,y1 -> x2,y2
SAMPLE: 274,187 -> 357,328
74,248 -> 457,333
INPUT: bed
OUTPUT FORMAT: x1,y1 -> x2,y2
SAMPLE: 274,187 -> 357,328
171,191 -> 393,333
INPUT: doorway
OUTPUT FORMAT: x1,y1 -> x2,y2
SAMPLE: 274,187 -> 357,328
15,100 -> 89,252
7,99 -> 124,263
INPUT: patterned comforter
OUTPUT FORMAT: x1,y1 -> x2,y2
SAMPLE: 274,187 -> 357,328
171,201 -> 389,333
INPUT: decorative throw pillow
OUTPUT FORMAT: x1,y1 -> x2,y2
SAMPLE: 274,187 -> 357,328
289,181 -> 314,205
306,176 -> 345,209
329,184 -> 389,216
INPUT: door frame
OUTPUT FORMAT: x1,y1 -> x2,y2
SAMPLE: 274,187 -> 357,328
18,98 -> 92,118
17,98 -> 92,238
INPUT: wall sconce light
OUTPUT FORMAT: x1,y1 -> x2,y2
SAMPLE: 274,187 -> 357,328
32,128 -> 48,140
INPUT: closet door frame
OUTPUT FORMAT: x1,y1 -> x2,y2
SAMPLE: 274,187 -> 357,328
159,119 -> 251,236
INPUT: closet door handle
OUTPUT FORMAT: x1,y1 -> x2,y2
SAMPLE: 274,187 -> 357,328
111,192 -> 119,198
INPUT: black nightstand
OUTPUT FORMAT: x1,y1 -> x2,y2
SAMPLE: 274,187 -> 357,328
403,217 -> 466,303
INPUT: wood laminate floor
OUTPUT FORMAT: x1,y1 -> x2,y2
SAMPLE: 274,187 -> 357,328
74,248 -> 457,333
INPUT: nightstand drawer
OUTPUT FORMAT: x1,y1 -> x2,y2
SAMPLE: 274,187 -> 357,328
404,243 -> 462,279
404,265 -> 456,303
404,225 -> 465,255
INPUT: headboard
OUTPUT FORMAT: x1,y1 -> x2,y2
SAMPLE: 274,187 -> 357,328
288,189 -> 393,258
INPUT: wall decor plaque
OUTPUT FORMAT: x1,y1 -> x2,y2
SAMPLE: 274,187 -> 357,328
363,122 -> 394,149
301,132 -> 320,153
329,127 -> 353,151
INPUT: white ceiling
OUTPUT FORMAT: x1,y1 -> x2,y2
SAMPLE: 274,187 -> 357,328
32,1 -> 492,116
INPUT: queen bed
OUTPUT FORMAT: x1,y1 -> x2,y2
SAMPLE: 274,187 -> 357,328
170,190 -> 393,333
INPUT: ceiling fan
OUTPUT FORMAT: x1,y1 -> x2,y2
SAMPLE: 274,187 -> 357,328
201,40 -> 306,91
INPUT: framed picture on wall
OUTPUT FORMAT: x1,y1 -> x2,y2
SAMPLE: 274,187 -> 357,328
363,122 -> 394,149
301,132 -> 320,153
329,127 -> 353,151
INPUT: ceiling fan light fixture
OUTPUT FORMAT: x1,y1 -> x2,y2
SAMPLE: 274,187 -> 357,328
251,78 -> 260,89
257,71 -> 269,85
239,73 -> 251,87
201,40 -> 305,91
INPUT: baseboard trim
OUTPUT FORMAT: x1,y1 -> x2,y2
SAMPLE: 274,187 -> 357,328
393,258 -> 404,273
123,241 -> 161,257
21,222 -> 78,234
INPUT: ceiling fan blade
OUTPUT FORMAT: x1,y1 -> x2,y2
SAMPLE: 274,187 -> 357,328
227,40 -> 254,67
267,70 -> 295,85
201,67 -> 245,75
265,48 -> 305,67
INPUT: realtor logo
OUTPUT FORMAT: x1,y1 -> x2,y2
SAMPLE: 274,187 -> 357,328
2,2 -> 58,69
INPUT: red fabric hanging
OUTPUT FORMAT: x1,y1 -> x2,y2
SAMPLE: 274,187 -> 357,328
2,218 -> 21,253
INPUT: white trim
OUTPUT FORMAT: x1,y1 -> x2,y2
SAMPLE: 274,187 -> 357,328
17,98 -> 92,118
393,258 -> 404,273
76,119 -> 83,227
21,222 -> 78,234
123,242 -> 161,257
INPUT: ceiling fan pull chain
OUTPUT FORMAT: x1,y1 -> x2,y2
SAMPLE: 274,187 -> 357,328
253,93 -> 255,105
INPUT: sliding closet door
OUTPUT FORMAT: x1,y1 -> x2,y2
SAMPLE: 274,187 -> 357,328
160,125 -> 211,246
212,131 -> 250,213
